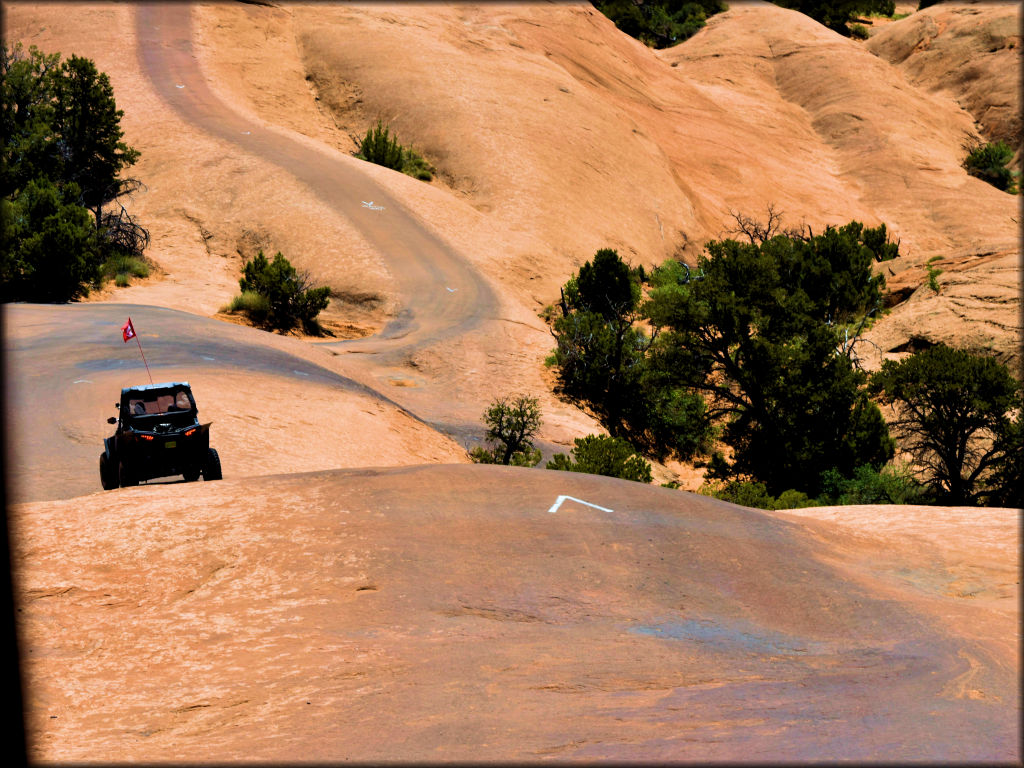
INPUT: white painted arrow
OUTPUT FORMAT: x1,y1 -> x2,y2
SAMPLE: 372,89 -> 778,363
548,495 -> 614,514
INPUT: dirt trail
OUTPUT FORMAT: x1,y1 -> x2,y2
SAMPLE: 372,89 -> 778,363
131,3 -> 554,454
135,4 -> 496,359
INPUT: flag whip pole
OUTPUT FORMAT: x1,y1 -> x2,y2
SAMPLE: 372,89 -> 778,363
135,332 -> 154,385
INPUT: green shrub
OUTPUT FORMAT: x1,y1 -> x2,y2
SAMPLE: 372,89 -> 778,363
548,248 -> 711,461
816,463 -> 931,505
964,141 -> 1018,193
708,480 -> 820,510
849,23 -> 869,39
710,479 -> 779,509
223,290 -> 271,321
925,256 -> 943,293
356,120 -> 404,171
547,434 -> 652,483
985,397 -> 1023,508
776,488 -> 817,508
231,250 -> 329,332
101,253 -> 149,285
644,221 -> 894,497
401,148 -> 434,181
356,119 -> 434,181
470,445 -> 542,467
859,222 -> 900,262
707,468 -> 926,510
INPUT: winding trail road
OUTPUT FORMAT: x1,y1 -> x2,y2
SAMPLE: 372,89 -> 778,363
136,2 -> 496,359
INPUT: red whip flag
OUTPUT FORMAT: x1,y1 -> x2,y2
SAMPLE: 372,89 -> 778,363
121,317 -> 152,384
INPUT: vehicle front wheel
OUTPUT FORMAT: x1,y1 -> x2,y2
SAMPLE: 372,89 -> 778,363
100,452 -> 118,490
203,448 -> 222,481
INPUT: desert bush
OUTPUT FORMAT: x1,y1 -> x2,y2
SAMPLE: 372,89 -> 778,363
925,256 -> 943,293
547,434 -> 652,483
816,463 -> 931,505
984,396 -> 1023,508
858,222 -> 899,262
706,481 -> 815,510
708,479 -> 779,509
101,252 -> 149,285
849,23 -> 869,39
356,119 -> 434,181
356,120 -> 403,171
230,250 -> 330,332
470,394 -> 543,467
709,465 -> 930,509
223,290 -> 271,320
963,141 -> 1018,193
706,481 -> 820,509
776,488 -> 817,509
546,220 -> 900,495
537,304 -> 557,324
401,149 -> 434,181
547,250 -> 643,433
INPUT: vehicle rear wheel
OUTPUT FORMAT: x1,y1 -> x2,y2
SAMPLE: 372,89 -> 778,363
118,460 -> 138,487
183,468 -> 201,482
202,448 -> 222,481
100,452 -> 118,490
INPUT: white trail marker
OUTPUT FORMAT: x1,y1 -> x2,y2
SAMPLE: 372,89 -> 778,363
548,495 -> 614,515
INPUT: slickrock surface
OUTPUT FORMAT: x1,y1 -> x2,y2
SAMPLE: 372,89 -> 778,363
12,467 -> 1019,761
2,2 -> 1019,761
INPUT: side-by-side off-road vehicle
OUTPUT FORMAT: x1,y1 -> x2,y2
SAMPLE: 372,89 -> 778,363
100,382 -> 221,489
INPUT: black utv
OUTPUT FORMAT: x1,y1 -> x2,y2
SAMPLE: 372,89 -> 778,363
100,382 -> 221,489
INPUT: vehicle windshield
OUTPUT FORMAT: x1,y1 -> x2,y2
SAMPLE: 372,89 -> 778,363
125,389 -> 195,418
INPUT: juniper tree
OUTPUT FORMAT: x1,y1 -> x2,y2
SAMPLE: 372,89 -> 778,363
643,223 -> 895,495
869,344 -> 1021,505
470,394 -> 543,467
